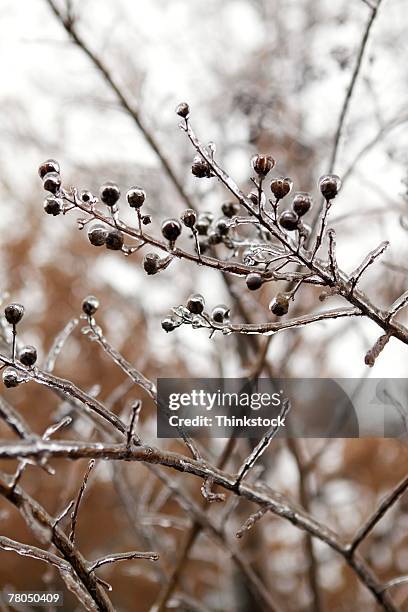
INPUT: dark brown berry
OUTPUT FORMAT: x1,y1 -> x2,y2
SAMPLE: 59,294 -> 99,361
43,172 -> 61,194
181,209 -> 196,228
3,368 -> 19,388
161,317 -> 178,332
43,196 -> 63,216
215,218 -> 229,235
270,177 -> 293,200
161,219 -> 182,243
269,293 -> 289,316
247,191 -> 259,206
38,159 -> 60,179
176,102 -> 190,119
246,273 -> 263,291
143,253 -> 160,275
292,192 -> 313,217
100,182 -> 120,207
191,157 -> 211,178
4,303 -> 24,325
212,305 -> 230,323
221,201 -> 240,218
126,186 -> 146,209
88,224 -> 108,246
196,217 -> 210,235
319,174 -> 342,200
142,214 -> 152,225
207,231 -> 222,245
105,229 -> 124,250
19,345 -> 37,367
187,294 -> 205,314
279,211 -> 299,231
80,190 -> 93,203
82,295 -> 99,316
251,154 -> 275,177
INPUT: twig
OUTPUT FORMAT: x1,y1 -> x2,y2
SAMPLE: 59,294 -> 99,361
89,550 -> 159,573
236,505 -> 270,539
69,460 -> 96,544
350,241 -> 389,292
327,229 -> 339,282
126,400 -> 142,448
348,474 -> 408,556
44,318 -> 78,372
235,400 -> 290,489
364,331 -> 392,367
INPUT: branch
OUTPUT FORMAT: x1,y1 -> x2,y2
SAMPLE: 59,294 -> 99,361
89,550 -> 159,573
69,459 -> 95,544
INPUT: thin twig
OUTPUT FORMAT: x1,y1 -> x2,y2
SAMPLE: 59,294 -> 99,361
69,460 -> 96,544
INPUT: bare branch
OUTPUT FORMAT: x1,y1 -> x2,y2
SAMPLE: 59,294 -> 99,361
69,460 -> 96,544
89,550 -> 159,573
350,241 -> 389,291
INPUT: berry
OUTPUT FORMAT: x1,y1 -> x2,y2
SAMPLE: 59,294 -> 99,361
246,273 -> 263,291
269,293 -> 289,316
3,368 -> 19,388
207,231 -> 222,245
181,209 -> 196,229
100,182 -> 120,207
187,294 -> 205,314
319,174 -> 342,201
126,186 -> 146,209
270,177 -> 293,200
88,224 -> 108,246
196,217 -> 210,235
161,317 -> 178,333
215,218 -> 229,235
292,192 -> 313,217
80,190 -> 93,203
43,172 -> 61,194
4,304 -> 24,325
191,157 -> 211,178
43,196 -> 63,216
105,229 -> 124,250
161,219 -> 182,243
222,201 -> 240,218
38,159 -> 60,180
176,102 -> 190,119
142,214 -> 152,225
279,211 -> 299,231
143,253 -> 160,275
211,305 -> 230,323
82,295 -> 99,316
247,191 -> 259,206
251,154 -> 275,177
19,345 -> 37,367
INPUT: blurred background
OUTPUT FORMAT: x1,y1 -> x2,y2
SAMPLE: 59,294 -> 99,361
0,0 -> 407,610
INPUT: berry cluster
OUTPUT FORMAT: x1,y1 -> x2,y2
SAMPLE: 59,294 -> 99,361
161,294 -> 230,334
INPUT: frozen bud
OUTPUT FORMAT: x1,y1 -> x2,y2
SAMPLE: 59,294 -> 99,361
4,303 -> 24,325
161,316 -> 178,333
187,293 -> 205,314
181,209 -> 196,228
215,217 -> 229,235
279,210 -> 299,231
292,192 -> 313,217
247,191 -> 259,206
212,305 -> 230,323
80,190 -> 93,203
319,174 -> 342,201
43,195 -> 63,216
176,102 -> 190,119
269,293 -> 289,316
105,229 -> 124,250
100,182 -> 120,207
82,295 -> 99,316
161,219 -> 182,243
143,253 -> 160,275
3,367 -> 19,388
298,221 -> 311,241
246,273 -> 263,291
222,201 -> 240,218
19,345 -> 37,367
270,177 -> 293,200
43,172 -> 61,194
126,186 -> 146,209
251,154 -> 275,177
88,224 -> 108,246
142,214 -> 152,225
191,157 -> 211,178
38,159 -> 60,180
